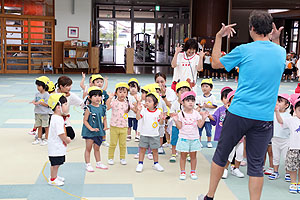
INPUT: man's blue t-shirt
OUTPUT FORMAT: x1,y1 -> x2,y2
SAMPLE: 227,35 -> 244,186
220,41 -> 286,121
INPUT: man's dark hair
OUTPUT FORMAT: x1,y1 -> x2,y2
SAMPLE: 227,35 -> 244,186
183,39 -> 198,52
249,10 -> 273,37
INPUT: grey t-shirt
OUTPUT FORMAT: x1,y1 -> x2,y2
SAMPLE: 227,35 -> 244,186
34,92 -> 50,114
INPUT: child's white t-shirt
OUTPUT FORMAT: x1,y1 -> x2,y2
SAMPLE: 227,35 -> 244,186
273,112 -> 290,139
128,93 -> 140,118
196,94 -> 217,121
170,100 -> 181,127
137,100 -> 145,133
139,107 -> 161,137
283,116 -> 300,149
48,115 -> 67,156
173,52 -> 200,83
204,55 -> 211,64
178,110 -> 202,140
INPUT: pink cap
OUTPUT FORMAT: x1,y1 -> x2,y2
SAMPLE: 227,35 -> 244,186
221,86 -> 232,94
278,94 -> 290,102
290,93 -> 300,106
293,98 -> 300,107
181,91 -> 196,101
227,90 -> 236,101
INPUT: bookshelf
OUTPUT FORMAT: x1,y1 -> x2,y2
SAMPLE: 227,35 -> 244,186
62,40 -> 90,73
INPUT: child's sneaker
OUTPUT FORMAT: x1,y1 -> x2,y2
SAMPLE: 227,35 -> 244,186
126,135 -> 131,141
86,163 -> 94,172
240,158 -> 247,166
222,169 -> 228,179
289,184 -> 298,194
169,156 -> 176,163
57,176 -> 65,182
28,129 -> 36,135
264,167 -> 274,175
40,139 -> 48,146
102,141 -> 109,147
162,143 -> 171,148
220,78 -> 223,82
147,153 -> 153,160
48,177 -> 64,186
285,173 -> 291,182
108,159 -> 114,165
179,172 -> 186,180
268,172 -> 279,180
158,147 -> 164,154
153,163 -> 164,172
231,168 -> 245,178
120,159 -> 127,165
32,138 -> 42,145
187,154 -> 191,162
134,153 -> 139,159
190,172 -> 198,180
134,136 -> 140,142
136,163 -> 143,172
96,162 -> 108,170
207,142 -> 213,148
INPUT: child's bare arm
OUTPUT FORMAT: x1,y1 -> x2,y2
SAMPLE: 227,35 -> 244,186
103,77 -> 108,91
173,113 -> 182,129
83,109 -> 99,132
106,92 -> 114,110
80,72 -> 86,90
275,105 -> 283,124
59,134 -> 71,144
103,116 -> 109,130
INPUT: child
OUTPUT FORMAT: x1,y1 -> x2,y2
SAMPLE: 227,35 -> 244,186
127,78 -> 140,142
173,91 -> 207,180
203,51 -> 212,79
47,93 -> 72,186
275,97 -> 300,193
82,86 -> 109,172
284,54 -> 293,82
80,73 -> 108,99
106,82 -> 130,165
196,78 -> 217,148
209,87 -> 233,141
135,92 -> 165,172
221,90 -> 245,179
169,81 -> 191,162
32,76 -> 51,146
269,94 -> 291,181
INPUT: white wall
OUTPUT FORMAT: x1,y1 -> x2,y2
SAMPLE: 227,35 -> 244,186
55,0 -> 91,42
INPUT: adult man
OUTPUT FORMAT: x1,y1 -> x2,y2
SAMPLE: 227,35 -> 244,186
198,10 -> 285,200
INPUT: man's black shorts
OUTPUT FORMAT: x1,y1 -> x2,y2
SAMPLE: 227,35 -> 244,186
212,111 -> 273,177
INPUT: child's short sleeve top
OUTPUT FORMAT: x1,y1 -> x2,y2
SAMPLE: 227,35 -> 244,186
196,94 -> 217,121
139,107 -> 161,137
178,110 -> 202,140
82,105 -> 106,137
273,112 -> 290,139
48,115 -> 67,156
110,98 -> 129,128
34,92 -> 50,114
282,116 -> 300,149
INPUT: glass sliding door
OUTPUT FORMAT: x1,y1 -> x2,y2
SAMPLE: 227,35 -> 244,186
99,21 -> 114,63
116,21 -> 131,65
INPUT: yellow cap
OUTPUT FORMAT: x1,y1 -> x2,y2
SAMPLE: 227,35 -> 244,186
115,82 -> 130,90
128,78 -> 139,85
152,83 -> 160,90
88,86 -> 103,94
48,93 -> 65,110
175,81 -> 191,92
201,78 -> 213,85
146,92 -> 160,103
47,81 -> 55,92
141,84 -> 152,93
36,76 -> 50,85
90,74 -> 104,82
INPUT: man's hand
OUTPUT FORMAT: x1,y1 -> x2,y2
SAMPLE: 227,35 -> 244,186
270,23 -> 284,41
216,23 -> 237,38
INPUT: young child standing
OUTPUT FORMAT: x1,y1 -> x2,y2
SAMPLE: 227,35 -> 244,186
32,76 -> 51,146
276,96 -> 300,193
106,82 -> 130,165
209,87 -> 233,141
82,86 -> 109,172
269,94 -> 291,181
127,78 -> 140,142
47,93 -> 71,186
173,91 -> 207,180
135,92 -> 165,172
169,81 -> 191,162
196,78 -> 217,148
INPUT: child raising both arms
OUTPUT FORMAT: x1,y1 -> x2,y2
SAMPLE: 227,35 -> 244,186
275,96 -> 300,193
135,92 -> 165,172
173,91 -> 208,180
106,82 -> 131,165
82,86 -> 109,172
47,93 -> 72,186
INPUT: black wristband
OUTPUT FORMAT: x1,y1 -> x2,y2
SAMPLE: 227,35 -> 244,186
161,95 -> 166,99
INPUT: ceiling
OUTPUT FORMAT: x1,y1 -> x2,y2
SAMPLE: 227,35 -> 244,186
94,0 -> 300,9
